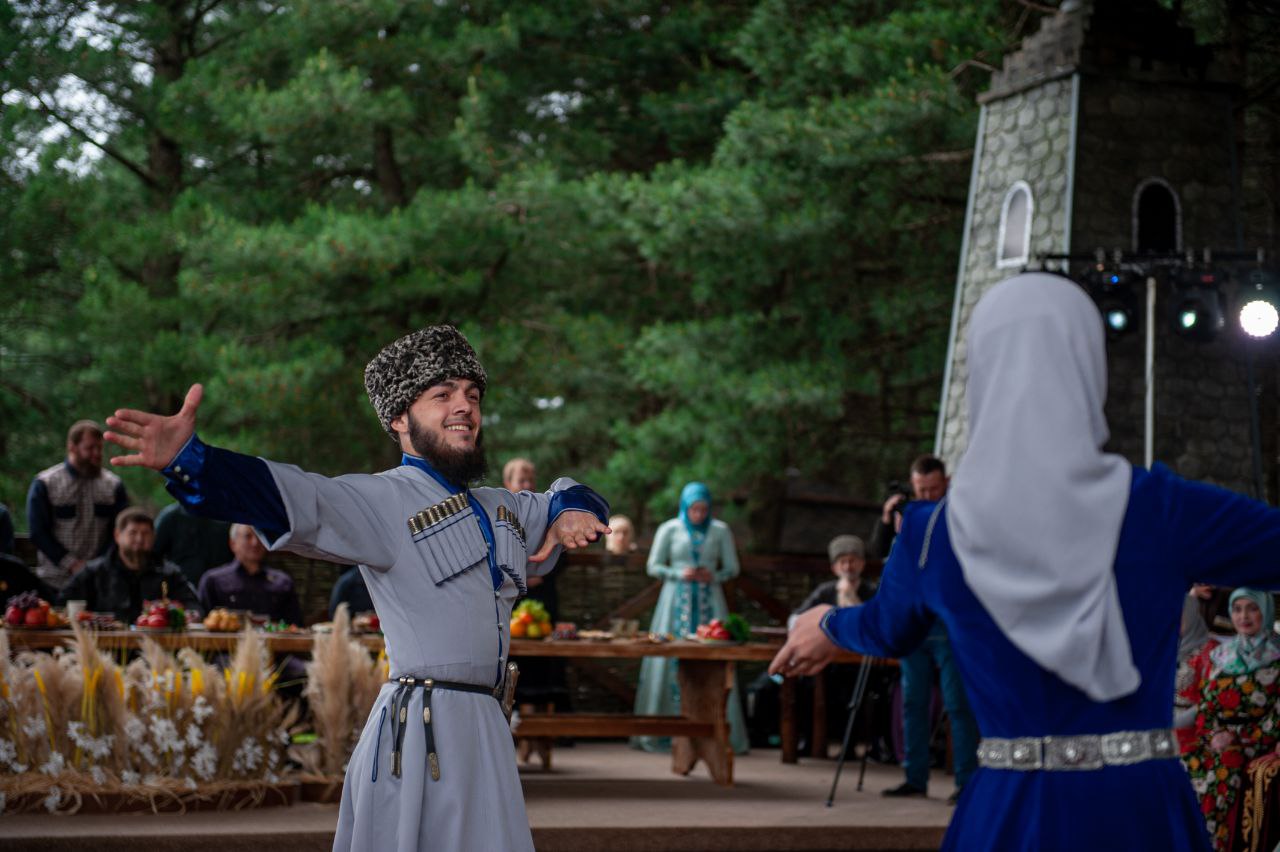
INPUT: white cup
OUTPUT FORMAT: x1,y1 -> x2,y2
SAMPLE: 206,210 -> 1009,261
66,600 -> 87,620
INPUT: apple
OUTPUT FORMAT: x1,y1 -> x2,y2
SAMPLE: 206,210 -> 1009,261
24,608 -> 46,628
5,606 -> 22,627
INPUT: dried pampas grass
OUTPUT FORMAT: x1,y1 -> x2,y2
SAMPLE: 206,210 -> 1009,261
0,624 -> 297,809
302,604 -> 383,775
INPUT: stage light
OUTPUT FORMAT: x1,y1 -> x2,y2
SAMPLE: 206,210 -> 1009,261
1104,306 -> 1133,334
1168,270 -> 1224,343
1240,300 -> 1279,338
1084,266 -> 1140,338
1238,269 -> 1280,339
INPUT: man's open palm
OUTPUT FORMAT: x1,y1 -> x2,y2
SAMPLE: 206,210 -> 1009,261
105,384 -> 204,471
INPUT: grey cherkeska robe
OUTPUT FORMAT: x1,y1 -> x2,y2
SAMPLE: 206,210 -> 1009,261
262,459 -> 581,852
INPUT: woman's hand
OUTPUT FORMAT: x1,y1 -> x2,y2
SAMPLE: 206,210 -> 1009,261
681,566 -> 698,581
768,605 -> 839,677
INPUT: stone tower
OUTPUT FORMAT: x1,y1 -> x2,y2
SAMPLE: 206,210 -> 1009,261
935,0 -> 1255,492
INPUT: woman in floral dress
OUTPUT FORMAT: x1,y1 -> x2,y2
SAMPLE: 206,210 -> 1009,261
1180,587 -> 1280,850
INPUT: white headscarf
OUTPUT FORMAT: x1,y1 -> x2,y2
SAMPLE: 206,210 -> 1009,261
948,272 -> 1139,702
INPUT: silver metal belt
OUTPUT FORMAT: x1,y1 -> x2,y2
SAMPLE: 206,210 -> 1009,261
976,728 -> 1177,771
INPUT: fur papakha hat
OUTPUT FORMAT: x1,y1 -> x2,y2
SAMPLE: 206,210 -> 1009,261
364,325 -> 487,432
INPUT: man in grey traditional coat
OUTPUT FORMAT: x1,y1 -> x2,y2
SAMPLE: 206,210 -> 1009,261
104,326 -> 610,852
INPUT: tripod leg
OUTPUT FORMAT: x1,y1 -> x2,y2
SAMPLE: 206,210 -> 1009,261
856,722 -> 872,792
825,658 -> 875,807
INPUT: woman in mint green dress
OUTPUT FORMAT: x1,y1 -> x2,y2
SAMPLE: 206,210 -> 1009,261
632,482 -> 749,754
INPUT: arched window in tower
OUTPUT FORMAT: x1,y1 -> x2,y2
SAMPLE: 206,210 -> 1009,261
997,181 -> 1034,268
1132,178 -> 1182,253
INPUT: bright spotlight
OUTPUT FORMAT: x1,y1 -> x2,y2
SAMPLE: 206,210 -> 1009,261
1240,299 -> 1279,338
1238,269 -> 1280,339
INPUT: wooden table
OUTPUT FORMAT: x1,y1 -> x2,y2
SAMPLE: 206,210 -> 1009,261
506,638 -> 888,781
5,629 -> 889,778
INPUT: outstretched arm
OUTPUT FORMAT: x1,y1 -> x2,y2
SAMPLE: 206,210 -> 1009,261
105,384 -> 289,533
527,481 -> 611,568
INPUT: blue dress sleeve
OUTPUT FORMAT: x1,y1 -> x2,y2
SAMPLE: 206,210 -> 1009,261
821,503 -> 936,658
162,435 -> 290,535
1153,464 -> 1280,591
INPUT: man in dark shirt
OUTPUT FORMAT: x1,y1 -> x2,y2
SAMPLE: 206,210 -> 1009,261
329,565 -> 374,619
198,523 -> 303,625
153,502 -> 233,589
868,454 -> 948,560
58,507 -> 197,623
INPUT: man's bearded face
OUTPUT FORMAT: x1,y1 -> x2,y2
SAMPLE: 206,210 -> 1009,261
408,411 -> 488,485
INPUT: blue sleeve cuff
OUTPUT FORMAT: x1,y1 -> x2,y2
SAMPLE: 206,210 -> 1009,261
548,485 -> 610,526
819,607 -> 842,645
162,433 -> 206,485
161,433 -> 289,535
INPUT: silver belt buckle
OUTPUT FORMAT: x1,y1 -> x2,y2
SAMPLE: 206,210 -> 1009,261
1043,735 -> 1103,770
1101,730 -> 1153,765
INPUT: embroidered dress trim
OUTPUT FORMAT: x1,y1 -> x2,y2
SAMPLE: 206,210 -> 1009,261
977,728 -> 1177,771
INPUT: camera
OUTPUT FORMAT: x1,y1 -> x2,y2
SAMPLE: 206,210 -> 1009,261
885,481 -> 913,520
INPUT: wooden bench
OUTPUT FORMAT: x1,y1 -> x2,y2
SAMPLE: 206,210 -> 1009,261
510,640 -> 738,784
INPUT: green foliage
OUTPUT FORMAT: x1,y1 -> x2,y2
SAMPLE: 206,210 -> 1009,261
1,0 -> 1045,544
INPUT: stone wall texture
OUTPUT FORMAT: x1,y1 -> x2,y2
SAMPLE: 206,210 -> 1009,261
939,68 -> 1257,492
937,76 -> 1077,464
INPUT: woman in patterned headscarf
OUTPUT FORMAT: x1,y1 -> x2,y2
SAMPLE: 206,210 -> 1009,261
1181,588 -> 1280,850
632,482 -> 749,754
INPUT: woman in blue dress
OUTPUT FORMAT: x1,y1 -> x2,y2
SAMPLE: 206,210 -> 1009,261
771,272 -> 1280,851
633,482 -> 749,754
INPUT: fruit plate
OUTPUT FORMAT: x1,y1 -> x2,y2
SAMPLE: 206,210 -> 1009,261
131,624 -> 189,633
8,622 -> 65,631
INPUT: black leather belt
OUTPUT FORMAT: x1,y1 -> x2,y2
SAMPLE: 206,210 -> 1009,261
388,675 -> 500,781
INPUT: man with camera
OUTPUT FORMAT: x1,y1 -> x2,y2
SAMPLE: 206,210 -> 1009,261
872,455 -> 978,805
869,455 -> 949,559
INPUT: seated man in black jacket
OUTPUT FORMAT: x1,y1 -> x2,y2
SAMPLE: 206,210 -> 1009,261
748,535 -> 891,754
58,507 -> 197,623
789,535 -> 878,623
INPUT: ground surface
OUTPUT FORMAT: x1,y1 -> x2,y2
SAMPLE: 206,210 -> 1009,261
0,744 -> 952,850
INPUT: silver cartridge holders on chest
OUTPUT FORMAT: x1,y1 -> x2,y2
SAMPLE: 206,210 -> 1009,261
407,494 -> 469,535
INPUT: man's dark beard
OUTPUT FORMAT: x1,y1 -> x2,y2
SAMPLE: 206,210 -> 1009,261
408,414 -> 488,486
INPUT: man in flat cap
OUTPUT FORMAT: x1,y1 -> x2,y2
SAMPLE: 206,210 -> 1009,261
104,325 -> 610,852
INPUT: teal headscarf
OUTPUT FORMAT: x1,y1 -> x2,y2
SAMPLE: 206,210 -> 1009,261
1210,588 -> 1280,675
679,482 -> 712,535
678,482 -> 712,567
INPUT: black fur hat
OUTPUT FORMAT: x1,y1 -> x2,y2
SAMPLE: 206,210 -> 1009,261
364,325 -> 487,432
